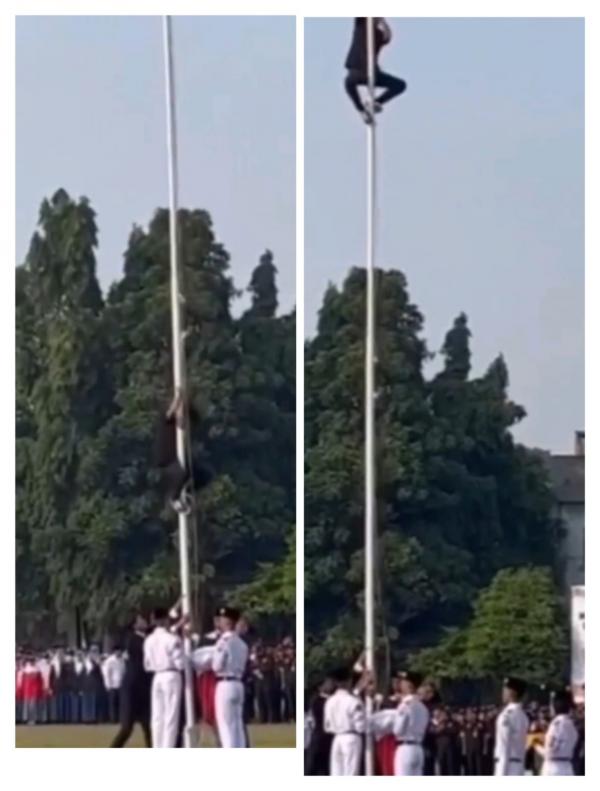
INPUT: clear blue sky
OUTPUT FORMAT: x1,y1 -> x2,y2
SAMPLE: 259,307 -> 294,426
16,15 -> 296,312
305,18 -> 584,453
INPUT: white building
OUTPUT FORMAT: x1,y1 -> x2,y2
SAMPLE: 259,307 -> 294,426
544,431 -> 585,590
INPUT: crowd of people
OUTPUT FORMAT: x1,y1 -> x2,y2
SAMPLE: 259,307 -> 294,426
15,631 -> 295,730
304,669 -> 585,776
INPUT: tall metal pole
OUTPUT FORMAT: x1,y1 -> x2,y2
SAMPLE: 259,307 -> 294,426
364,15 -> 377,777
162,15 -> 196,748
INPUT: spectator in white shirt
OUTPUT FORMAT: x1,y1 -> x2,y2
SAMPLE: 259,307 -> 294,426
103,648 -> 126,723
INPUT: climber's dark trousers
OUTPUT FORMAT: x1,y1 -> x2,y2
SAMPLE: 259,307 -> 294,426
164,460 -> 190,502
344,68 -> 407,113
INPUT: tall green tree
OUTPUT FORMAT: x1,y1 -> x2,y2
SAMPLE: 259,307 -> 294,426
16,194 -> 296,642
20,190 -> 111,638
305,267 -> 559,681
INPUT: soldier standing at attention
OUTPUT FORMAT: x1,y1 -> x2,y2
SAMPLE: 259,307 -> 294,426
143,607 -> 184,748
393,671 -> 430,776
538,689 -> 579,775
212,607 -> 249,748
494,677 -> 529,775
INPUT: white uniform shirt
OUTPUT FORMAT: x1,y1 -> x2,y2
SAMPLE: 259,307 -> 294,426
543,714 -> 578,764
36,658 -> 52,691
212,630 -> 248,679
304,712 -> 315,749
324,689 -> 366,735
494,702 -> 529,773
50,655 -> 62,678
393,694 -> 429,744
102,654 -> 126,689
143,626 -> 184,673
23,660 -> 38,676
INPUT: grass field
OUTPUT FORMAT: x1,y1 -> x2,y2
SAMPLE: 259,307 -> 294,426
15,723 -> 295,748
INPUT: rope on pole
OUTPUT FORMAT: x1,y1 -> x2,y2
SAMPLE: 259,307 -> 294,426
162,14 -> 197,748
364,14 -> 377,778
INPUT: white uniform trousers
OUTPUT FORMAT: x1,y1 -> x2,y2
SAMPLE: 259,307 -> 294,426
494,760 -> 524,776
151,670 -> 182,748
330,733 -> 362,775
394,744 -> 424,776
542,761 -> 574,776
215,679 -> 245,748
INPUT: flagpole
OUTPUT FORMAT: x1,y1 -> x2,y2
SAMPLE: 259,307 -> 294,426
162,14 -> 196,749
364,15 -> 377,777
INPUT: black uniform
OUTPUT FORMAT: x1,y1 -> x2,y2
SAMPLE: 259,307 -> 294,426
305,693 -> 333,775
481,718 -> 496,775
435,718 -> 461,775
81,661 -> 105,723
422,702 -> 438,776
344,18 -> 406,115
461,721 -> 484,775
110,630 -> 152,747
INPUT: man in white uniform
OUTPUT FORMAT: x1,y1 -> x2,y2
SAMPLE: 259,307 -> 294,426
393,671 -> 429,776
212,606 -> 249,748
494,677 -> 529,775
143,607 -> 184,748
538,689 -> 578,775
323,667 -> 365,775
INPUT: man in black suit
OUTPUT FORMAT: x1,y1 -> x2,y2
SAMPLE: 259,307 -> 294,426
344,17 -> 407,124
419,681 -> 441,776
110,614 -> 152,747
305,676 -> 336,775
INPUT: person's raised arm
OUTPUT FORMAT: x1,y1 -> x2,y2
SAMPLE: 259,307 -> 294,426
323,699 -> 335,734
212,637 -> 228,674
353,700 -> 366,734
170,635 -> 184,672
392,702 -> 410,741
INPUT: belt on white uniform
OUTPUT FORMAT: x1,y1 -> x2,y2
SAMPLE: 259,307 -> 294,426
155,668 -> 179,673
548,758 -> 573,763
494,758 -> 523,764
217,675 -> 242,681
336,731 -> 361,736
396,740 -> 421,746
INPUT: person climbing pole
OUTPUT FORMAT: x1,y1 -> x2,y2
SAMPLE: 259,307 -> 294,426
155,389 -> 212,514
344,17 -> 407,124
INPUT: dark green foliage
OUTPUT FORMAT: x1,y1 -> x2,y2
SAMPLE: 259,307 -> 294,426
16,191 -> 295,643
305,267 -> 560,682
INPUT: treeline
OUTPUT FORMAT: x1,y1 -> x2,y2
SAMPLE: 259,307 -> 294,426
16,189 -> 295,645
305,268 -> 567,688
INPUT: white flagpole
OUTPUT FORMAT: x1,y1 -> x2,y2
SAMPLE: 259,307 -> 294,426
364,15 -> 377,777
162,15 -> 196,749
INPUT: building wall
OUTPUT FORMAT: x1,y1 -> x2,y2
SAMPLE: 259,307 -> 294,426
558,502 -> 585,589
